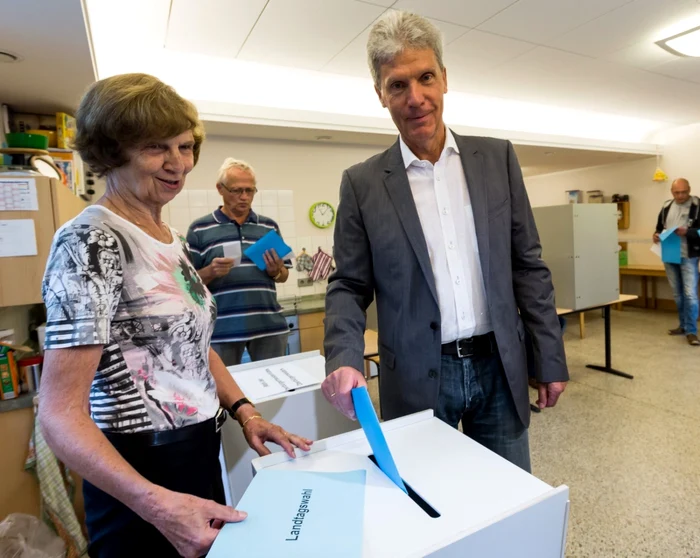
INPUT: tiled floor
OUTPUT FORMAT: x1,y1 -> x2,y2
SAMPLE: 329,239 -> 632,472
368,307 -> 700,557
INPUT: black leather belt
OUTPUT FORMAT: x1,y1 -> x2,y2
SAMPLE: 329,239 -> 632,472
103,407 -> 227,447
441,332 -> 497,358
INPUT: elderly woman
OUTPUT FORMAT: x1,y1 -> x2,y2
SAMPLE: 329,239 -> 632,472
39,73 -> 312,558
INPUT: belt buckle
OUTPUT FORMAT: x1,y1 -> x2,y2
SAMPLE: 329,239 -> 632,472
215,408 -> 227,432
455,339 -> 474,358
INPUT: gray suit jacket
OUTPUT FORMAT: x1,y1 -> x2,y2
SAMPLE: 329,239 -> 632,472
324,132 -> 568,427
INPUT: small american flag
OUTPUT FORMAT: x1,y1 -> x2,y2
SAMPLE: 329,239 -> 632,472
309,247 -> 333,281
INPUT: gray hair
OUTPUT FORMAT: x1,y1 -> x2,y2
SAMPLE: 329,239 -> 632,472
217,157 -> 256,186
367,11 -> 444,89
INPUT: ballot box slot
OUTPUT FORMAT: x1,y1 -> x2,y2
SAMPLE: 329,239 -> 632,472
368,455 -> 441,518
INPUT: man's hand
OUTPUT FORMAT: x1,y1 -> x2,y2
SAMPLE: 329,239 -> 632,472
653,232 -> 660,244
676,226 -> 688,237
321,367 -> 367,420
263,249 -> 285,278
140,486 -> 247,558
536,381 -> 567,409
207,257 -> 235,278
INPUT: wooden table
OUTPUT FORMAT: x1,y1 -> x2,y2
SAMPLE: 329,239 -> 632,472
558,294 -> 638,379
619,264 -> 666,309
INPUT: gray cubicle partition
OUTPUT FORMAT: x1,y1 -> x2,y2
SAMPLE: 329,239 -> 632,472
533,204 -> 619,310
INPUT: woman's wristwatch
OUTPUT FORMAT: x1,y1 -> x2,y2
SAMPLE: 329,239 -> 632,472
230,397 -> 254,421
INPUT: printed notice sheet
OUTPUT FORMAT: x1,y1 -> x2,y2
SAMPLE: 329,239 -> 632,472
0,220 -> 38,257
0,178 -> 39,211
208,469 -> 366,558
234,362 -> 319,400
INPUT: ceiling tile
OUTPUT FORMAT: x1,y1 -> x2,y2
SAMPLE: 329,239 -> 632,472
478,0 -> 633,44
392,0 -> 518,28
356,0 -> 395,6
166,0 -> 267,57
238,0 -> 384,70
545,0 -> 699,58
605,41 -> 678,70
323,12 -> 468,77
445,30 -> 536,90
649,57 -> 700,84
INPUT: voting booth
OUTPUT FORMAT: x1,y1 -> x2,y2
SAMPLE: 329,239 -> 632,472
219,351 -> 359,505
249,410 -> 570,557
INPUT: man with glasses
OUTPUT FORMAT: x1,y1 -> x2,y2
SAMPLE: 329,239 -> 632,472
187,158 -> 292,365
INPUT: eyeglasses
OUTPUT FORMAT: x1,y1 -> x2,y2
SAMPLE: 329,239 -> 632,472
219,184 -> 258,196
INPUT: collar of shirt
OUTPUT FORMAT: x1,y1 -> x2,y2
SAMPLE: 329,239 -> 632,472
213,207 -> 259,225
399,128 -> 460,169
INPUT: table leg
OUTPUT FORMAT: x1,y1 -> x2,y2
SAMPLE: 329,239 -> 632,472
641,277 -> 648,308
651,277 -> 657,310
578,313 -> 585,339
585,305 -> 634,379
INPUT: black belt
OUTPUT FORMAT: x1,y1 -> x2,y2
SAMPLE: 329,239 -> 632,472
103,407 -> 227,447
441,332 -> 497,358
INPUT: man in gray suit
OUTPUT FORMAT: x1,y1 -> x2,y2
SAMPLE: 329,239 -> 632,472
321,11 -> 568,471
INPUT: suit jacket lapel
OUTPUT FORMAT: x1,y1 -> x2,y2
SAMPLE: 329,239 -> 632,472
455,134 -> 490,296
383,141 -> 439,306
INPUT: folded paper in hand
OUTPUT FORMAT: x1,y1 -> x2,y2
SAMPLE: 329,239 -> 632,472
244,230 -> 293,271
208,470 -> 366,558
659,227 -> 681,264
222,241 -> 242,266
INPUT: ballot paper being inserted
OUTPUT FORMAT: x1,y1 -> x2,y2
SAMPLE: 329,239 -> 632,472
222,241 -> 242,266
244,230 -> 293,271
234,362 -> 319,400
352,386 -> 408,494
208,469 -> 366,558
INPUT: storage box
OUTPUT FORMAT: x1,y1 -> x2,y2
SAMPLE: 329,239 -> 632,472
56,112 -> 76,149
251,410 -> 570,557
533,204 -> 619,310
219,351 -> 358,505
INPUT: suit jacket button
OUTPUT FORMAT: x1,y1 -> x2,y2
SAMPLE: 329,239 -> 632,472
430,321 -> 439,331
428,369 -> 437,379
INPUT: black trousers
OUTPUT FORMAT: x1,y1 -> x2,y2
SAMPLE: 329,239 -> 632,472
83,425 -> 225,558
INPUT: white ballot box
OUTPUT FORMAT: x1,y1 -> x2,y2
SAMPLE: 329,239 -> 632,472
251,410 -> 570,558
219,351 -> 359,506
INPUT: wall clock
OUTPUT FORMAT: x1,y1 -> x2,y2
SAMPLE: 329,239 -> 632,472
309,201 -> 336,229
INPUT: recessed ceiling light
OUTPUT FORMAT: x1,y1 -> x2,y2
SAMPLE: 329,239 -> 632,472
0,50 -> 22,63
544,151 -> 555,156
656,25 -> 700,57
315,135 -> 332,141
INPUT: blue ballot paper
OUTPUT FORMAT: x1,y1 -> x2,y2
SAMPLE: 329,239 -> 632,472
352,386 -> 408,494
208,470 -> 366,558
243,230 -> 293,271
660,227 -> 682,264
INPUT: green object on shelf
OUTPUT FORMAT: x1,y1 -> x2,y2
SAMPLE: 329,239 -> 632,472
5,132 -> 49,149
619,250 -> 628,267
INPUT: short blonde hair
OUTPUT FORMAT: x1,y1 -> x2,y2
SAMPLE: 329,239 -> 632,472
217,158 -> 256,186
367,11 -> 444,89
73,73 -> 205,176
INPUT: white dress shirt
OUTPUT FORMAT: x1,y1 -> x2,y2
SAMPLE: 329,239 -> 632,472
400,130 -> 492,343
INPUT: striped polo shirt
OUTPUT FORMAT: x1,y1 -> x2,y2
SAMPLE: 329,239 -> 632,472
186,208 -> 291,343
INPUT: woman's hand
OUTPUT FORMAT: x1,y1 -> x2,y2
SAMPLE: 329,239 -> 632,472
140,486 -> 246,558
241,413 -> 313,458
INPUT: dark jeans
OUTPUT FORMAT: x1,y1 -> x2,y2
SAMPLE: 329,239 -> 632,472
665,258 -> 699,335
83,425 -> 225,557
213,332 -> 289,366
435,351 -> 531,472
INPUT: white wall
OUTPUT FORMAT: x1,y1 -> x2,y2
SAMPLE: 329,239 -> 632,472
164,135 -> 385,298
